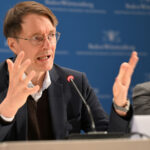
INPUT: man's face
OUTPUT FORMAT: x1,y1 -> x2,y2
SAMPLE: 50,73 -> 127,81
13,14 -> 57,74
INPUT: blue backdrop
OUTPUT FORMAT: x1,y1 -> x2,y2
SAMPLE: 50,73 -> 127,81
0,0 -> 150,114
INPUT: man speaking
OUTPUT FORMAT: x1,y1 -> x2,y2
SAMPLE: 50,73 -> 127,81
0,1 -> 138,141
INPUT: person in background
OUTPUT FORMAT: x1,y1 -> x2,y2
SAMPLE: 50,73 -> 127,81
0,1 -> 138,141
132,82 -> 150,115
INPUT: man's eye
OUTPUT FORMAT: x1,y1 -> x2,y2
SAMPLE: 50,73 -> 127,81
33,36 -> 43,41
48,33 -> 55,38
51,33 -> 55,37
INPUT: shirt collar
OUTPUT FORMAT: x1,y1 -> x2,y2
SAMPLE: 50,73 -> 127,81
23,71 -> 51,102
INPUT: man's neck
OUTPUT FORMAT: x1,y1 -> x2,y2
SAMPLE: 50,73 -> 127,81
31,71 -> 46,89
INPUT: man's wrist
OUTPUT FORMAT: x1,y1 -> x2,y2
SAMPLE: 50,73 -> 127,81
113,98 -> 130,113
0,100 -> 18,118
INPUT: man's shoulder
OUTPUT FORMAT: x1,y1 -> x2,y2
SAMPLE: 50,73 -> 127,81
0,60 -> 8,77
0,57 -> 14,72
50,64 -> 87,85
0,60 -> 7,69
52,64 -> 84,78
132,81 -> 150,97
134,81 -> 150,91
0,59 -> 9,94
54,64 -> 82,74
132,82 -> 150,114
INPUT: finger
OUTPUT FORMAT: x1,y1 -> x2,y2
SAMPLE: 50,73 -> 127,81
27,85 -> 40,95
6,59 -> 14,73
116,63 -> 132,88
129,51 -> 138,66
117,62 -> 128,81
13,51 -> 25,68
19,59 -> 31,78
6,59 -> 15,83
127,51 -> 139,76
23,70 -> 35,85
113,77 -> 120,96
117,51 -> 138,83
121,52 -> 139,85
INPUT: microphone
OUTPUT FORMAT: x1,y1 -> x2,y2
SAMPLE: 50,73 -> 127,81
67,75 -> 96,132
67,75 -> 131,140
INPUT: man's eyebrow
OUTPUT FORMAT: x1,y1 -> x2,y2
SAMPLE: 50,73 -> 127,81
30,30 -> 56,36
26,28 -> 56,37
49,30 -> 56,33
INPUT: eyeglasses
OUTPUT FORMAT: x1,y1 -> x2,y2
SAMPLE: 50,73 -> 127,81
13,32 -> 61,46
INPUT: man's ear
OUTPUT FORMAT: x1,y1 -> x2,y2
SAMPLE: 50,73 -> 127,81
7,37 -> 18,54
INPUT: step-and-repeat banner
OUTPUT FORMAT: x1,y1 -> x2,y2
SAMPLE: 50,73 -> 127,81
0,0 -> 150,114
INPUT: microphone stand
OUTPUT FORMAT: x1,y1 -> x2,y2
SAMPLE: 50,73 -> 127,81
69,78 -> 96,132
67,75 -> 130,140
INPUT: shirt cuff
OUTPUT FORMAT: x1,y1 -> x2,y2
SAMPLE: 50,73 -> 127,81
0,114 -> 14,122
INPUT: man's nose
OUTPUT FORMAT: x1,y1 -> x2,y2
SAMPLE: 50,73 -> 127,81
42,36 -> 52,49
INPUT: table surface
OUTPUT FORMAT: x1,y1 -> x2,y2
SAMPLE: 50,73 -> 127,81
0,138 -> 150,150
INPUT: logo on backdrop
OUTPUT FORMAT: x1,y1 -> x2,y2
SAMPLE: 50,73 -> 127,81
102,30 -> 121,43
114,0 -> 150,15
76,30 -> 136,56
44,0 -> 107,14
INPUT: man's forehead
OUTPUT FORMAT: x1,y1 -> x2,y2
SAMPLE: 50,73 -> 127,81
22,13 -> 53,24
20,14 -> 56,35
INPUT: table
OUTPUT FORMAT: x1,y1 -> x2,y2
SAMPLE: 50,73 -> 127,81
0,138 -> 150,150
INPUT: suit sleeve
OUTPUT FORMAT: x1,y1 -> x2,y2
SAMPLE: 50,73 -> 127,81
80,73 -> 132,133
0,118 -> 16,141
0,90 -> 17,141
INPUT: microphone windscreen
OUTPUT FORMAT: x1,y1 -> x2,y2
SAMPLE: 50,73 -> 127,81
67,75 -> 74,82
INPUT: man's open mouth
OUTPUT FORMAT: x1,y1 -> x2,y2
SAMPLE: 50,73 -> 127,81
37,55 -> 51,61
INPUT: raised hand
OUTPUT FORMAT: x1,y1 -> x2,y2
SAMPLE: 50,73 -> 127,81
113,51 -> 139,116
0,51 -> 39,117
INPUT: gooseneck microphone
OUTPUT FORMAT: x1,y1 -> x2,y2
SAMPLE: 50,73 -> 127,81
67,75 -> 96,132
66,75 -> 136,140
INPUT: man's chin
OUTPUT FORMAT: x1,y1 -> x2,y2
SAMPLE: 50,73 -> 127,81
44,64 -> 54,72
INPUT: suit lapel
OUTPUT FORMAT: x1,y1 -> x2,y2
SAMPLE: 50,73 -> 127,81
48,66 -> 67,139
47,82 -> 67,139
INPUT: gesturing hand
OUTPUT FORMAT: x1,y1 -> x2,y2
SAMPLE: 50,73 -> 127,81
113,51 -> 139,116
0,51 -> 39,117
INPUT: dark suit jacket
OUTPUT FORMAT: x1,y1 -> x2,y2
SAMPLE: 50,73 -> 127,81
132,82 -> 150,115
0,59 -> 132,141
